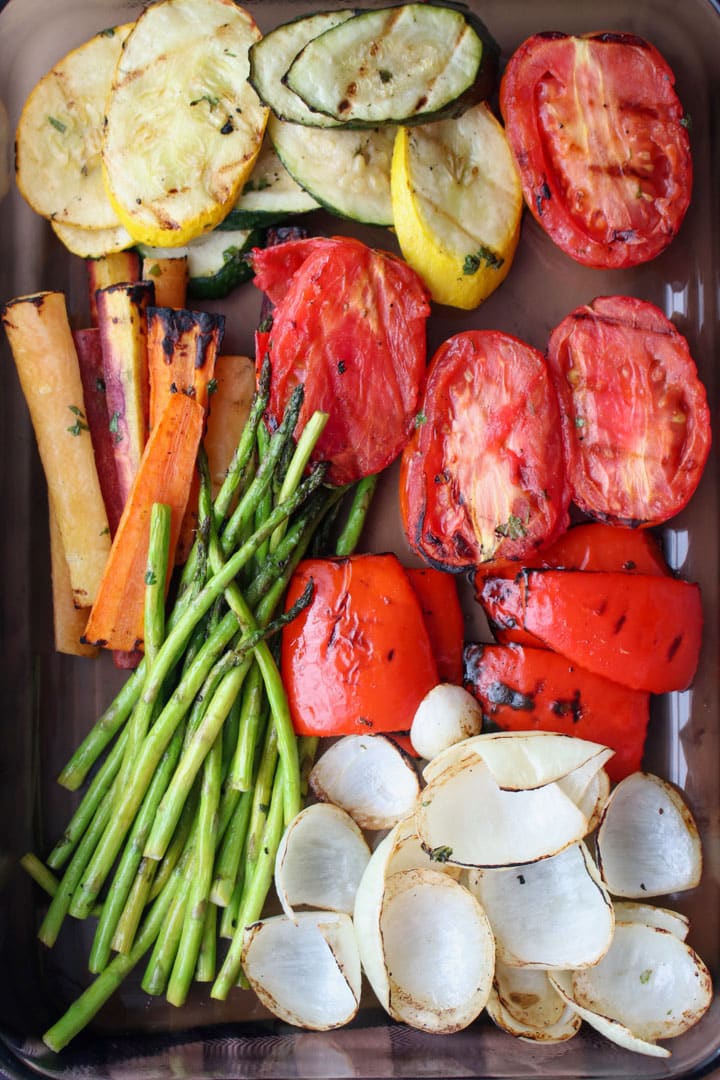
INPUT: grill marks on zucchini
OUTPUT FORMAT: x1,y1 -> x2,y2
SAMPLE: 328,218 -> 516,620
283,4 -> 499,128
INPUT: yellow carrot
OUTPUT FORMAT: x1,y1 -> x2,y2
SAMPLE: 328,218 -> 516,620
48,500 -> 98,658
2,291 -> 111,606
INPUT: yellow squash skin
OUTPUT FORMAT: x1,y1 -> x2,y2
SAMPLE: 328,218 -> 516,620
391,103 -> 523,310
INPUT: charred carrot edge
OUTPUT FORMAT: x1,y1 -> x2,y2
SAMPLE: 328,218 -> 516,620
142,255 -> 189,309
96,281 -> 154,513
145,307 -> 225,564
147,307 -> 224,430
87,250 -> 141,326
2,291 -> 111,606
83,392 -> 206,652
48,500 -> 98,659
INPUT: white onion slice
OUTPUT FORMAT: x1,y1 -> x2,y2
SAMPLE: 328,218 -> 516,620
423,731 -> 610,790
493,961 -> 567,1028
467,842 -> 613,968
275,803 -> 371,920
417,756 -> 588,867
571,921 -> 712,1042
241,912 -> 361,1030
382,814 -> 462,879
309,734 -> 420,830
380,868 -> 495,1033
613,901 -> 689,941
487,986 -> 581,1044
596,772 -> 702,897
410,683 -> 482,761
549,970 -> 671,1058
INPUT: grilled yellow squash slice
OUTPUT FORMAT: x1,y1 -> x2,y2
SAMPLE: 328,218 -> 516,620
391,103 -> 523,310
102,0 -> 268,248
51,220 -> 134,259
15,24 -> 132,229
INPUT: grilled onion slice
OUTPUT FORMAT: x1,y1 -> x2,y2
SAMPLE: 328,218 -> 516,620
309,734 -> 420,830
596,772 -> 702,897
241,912 -> 361,1030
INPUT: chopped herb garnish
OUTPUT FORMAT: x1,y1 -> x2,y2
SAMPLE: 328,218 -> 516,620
639,969 -> 652,984
495,514 -> 528,540
428,845 -> 453,863
207,378 -> 218,396
67,404 -> 89,436
48,116 -> 67,134
414,411 -> 427,427
463,246 -> 504,275
147,263 -> 162,277
99,27 -> 116,37
144,570 -> 157,586
575,416 -> 586,428
680,114 -> 692,130
379,69 -> 393,83
190,93 -> 220,109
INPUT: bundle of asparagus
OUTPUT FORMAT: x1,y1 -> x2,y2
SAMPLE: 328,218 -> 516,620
22,359 -> 376,1051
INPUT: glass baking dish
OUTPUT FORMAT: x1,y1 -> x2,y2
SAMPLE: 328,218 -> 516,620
0,0 -> 718,1075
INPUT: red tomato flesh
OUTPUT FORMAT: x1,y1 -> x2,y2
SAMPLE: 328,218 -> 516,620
252,236 -> 430,486
547,296 -> 712,526
478,569 -> 703,694
464,642 -> 649,782
282,554 -> 439,737
405,566 -> 465,684
500,32 -> 692,268
400,330 -> 570,571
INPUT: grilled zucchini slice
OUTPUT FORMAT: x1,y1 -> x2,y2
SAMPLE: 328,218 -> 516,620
139,228 -> 260,300
15,24 -> 132,228
391,102 -> 523,309
219,136 -> 319,230
268,115 -> 394,226
249,9 -> 359,126
284,4 -> 499,128
102,0 -> 267,248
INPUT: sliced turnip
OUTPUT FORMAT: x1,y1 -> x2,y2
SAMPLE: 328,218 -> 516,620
571,921 -> 712,1042
613,901 -> 689,941
423,731 -> 610,790
596,772 -> 702,897
309,734 -> 421,830
275,803 -> 371,920
417,756 -> 588,868
410,683 -> 482,761
487,985 -> 581,1043
549,970 -> 671,1058
467,842 -> 613,968
379,868 -> 495,1033
241,912 -> 361,1030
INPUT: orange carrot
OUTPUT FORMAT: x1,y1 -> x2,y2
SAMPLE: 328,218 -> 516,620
147,307 -> 224,429
141,255 -> 188,308
204,355 -> 255,499
145,307 -> 225,563
83,393 -> 205,652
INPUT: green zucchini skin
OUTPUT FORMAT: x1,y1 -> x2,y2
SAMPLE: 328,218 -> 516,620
283,3 -> 500,129
248,9 -> 361,127
138,229 -> 263,300
218,138 -> 320,230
